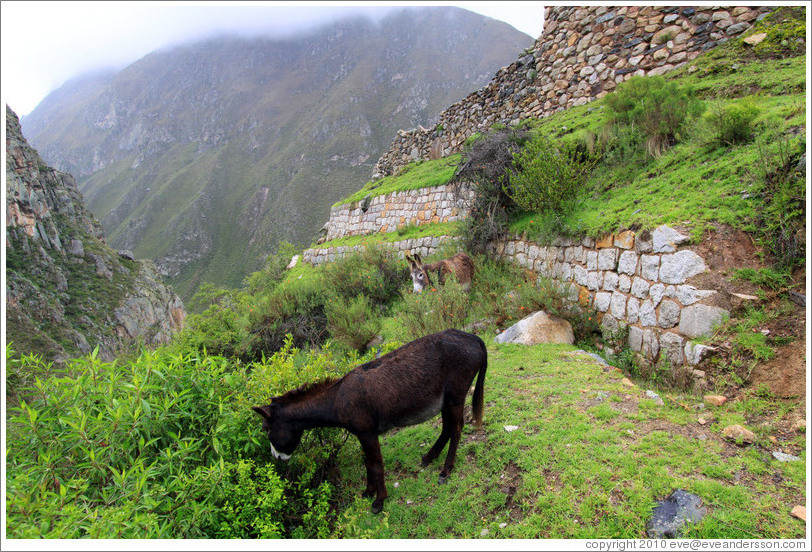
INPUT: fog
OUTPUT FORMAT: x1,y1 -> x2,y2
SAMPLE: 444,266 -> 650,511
1,1 -> 544,117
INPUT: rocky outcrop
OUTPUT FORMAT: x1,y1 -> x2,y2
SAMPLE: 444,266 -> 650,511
5,105 -> 185,364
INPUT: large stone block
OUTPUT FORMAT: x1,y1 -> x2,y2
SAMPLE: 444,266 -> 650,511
678,304 -> 729,338
660,250 -> 706,284
651,225 -> 690,253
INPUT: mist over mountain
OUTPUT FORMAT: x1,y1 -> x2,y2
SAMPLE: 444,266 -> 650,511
22,6 -> 533,301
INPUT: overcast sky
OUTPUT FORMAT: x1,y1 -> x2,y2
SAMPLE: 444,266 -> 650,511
1,1 -> 545,117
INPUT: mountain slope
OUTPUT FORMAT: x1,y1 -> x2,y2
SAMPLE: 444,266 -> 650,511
22,7 -> 534,301
6,105 -> 186,365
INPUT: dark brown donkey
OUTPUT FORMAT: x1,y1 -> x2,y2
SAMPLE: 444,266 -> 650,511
405,251 -> 475,293
252,329 -> 487,513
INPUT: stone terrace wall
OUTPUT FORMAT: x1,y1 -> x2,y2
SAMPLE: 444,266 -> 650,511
303,235 -> 461,266
303,224 -> 728,373
372,4 -> 773,178
322,183 -> 474,242
488,226 -> 726,372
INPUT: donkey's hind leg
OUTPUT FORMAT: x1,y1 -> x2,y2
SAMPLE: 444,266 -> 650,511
438,404 -> 465,484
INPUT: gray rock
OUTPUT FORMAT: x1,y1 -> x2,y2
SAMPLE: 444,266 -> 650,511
651,225 -> 690,253
646,390 -> 665,405
678,304 -> 729,338
618,250 -> 638,275
68,239 -> 85,256
641,254 -> 660,281
772,451 -> 801,463
494,310 -> 574,345
684,342 -> 715,365
594,291 -> 612,312
659,332 -> 685,365
659,250 -> 707,284
658,299 -> 681,329
647,489 -> 707,538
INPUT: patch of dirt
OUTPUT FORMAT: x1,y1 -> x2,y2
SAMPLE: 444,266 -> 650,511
687,224 -> 807,434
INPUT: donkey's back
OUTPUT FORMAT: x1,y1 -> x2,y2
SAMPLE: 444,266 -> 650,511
337,329 -> 487,432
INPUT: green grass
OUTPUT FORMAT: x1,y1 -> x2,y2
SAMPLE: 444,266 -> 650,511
335,154 -> 462,207
324,341 -> 805,538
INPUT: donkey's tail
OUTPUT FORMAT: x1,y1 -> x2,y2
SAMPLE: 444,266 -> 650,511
471,337 -> 487,430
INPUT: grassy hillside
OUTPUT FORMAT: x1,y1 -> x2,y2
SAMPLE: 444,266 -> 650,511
5,7 -> 805,541
320,9 -> 806,269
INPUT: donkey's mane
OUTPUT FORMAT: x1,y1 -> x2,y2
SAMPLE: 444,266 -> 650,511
275,378 -> 339,404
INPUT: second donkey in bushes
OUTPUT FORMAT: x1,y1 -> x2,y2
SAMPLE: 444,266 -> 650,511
405,251 -> 475,293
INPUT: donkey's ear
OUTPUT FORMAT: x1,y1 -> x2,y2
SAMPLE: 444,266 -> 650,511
414,253 -> 422,265
405,252 -> 415,266
252,405 -> 272,419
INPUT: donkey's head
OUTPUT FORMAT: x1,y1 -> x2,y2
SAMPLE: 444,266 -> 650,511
405,252 -> 430,293
251,404 -> 303,461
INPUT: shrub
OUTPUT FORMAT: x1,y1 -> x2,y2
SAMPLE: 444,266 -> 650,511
250,275 -> 330,354
705,99 -> 761,146
605,76 -> 705,157
750,135 -> 806,270
453,126 -> 530,253
4,340 -> 358,538
325,293 -> 382,352
396,277 -> 471,341
507,132 -> 601,214
320,244 -> 406,308
175,284 -> 254,358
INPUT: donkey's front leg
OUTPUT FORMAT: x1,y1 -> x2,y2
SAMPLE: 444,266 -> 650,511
357,433 -> 387,514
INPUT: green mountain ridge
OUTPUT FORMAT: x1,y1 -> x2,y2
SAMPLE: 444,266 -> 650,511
22,7 -> 534,301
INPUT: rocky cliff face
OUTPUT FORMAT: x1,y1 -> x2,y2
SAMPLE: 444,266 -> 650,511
6,105 -> 185,364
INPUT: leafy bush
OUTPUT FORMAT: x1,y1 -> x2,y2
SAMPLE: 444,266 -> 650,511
174,284 -> 255,358
250,275 -> 330,354
320,244 -> 406,308
4,339 -> 361,538
605,76 -> 705,157
705,99 -> 761,146
507,132 -> 601,214
749,135 -> 806,270
325,293 -> 382,352
396,277 -> 471,341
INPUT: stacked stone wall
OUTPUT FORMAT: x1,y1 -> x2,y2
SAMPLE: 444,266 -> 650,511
303,235 -> 460,265
488,226 -> 725,370
322,183 -> 474,241
303,222 -> 726,371
372,4 -> 773,178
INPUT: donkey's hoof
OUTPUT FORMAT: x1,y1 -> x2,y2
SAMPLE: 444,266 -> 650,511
421,457 -> 431,467
361,488 -> 374,498
438,474 -> 448,485
371,501 -> 384,515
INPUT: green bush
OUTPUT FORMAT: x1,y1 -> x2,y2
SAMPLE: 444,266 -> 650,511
706,99 -> 761,146
320,244 -> 406,308
4,340 -> 357,538
325,293 -> 382,352
605,75 -> 705,157
250,275 -> 330,353
507,133 -> 601,214
396,276 -> 471,341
